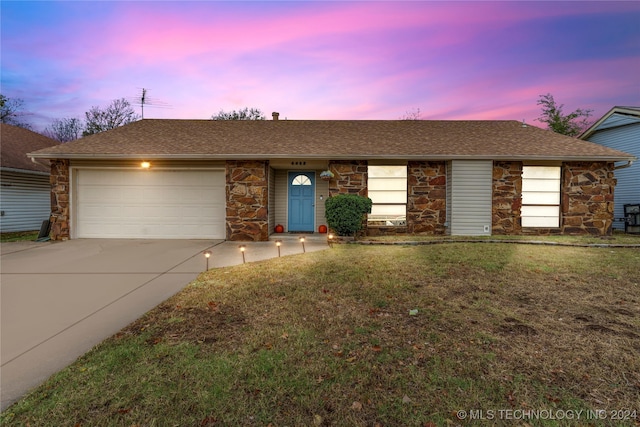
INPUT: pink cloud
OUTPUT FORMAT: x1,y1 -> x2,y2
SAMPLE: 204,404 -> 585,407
3,0 -> 638,131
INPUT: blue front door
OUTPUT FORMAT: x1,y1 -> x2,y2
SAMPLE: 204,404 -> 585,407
288,172 -> 315,232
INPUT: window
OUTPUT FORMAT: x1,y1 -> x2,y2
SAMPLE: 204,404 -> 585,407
368,165 -> 407,226
292,174 -> 312,186
521,166 -> 561,227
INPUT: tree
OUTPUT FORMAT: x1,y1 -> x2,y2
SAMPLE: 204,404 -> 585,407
43,117 -> 83,142
211,107 -> 265,120
400,107 -> 422,120
536,93 -> 593,137
0,94 -> 32,129
83,98 -> 140,136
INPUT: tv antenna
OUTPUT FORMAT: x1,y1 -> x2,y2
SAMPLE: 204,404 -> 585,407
130,88 -> 171,119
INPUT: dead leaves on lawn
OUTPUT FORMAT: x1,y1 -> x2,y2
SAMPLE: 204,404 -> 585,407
119,245 -> 640,421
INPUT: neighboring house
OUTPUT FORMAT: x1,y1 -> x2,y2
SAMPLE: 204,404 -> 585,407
1,124 -> 60,233
579,106 -> 640,231
28,115 -> 635,241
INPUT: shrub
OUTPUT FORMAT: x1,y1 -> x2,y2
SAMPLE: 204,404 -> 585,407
325,194 -> 372,236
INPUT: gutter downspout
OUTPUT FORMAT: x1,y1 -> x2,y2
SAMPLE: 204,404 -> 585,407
614,161 -> 634,170
31,157 -> 51,169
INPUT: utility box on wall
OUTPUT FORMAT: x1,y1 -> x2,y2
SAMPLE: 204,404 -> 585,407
624,204 -> 640,234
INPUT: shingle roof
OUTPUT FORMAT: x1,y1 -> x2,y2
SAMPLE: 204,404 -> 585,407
1,123 -> 60,173
28,119 -> 635,161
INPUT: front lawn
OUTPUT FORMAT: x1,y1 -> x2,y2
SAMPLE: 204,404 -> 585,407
0,231 -> 39,242
2,243 -> 639,426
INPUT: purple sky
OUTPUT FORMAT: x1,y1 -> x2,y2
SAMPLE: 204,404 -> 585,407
2,1 -> 639,132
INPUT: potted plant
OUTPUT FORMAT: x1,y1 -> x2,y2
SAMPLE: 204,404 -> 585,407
320,170 -> 334,181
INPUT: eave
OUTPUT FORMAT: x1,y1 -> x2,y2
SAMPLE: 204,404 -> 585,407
579,106 -> 640,140
28,152 -> 637,162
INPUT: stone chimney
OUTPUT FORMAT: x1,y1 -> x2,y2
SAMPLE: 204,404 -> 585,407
272,112 -> 279,121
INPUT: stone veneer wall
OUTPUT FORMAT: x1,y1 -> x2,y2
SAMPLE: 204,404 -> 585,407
327,160 -> 368,236
226,160 -> 269,241
492,161 -> 523,235
406,161 -> 447,235
328,160 -> 368,196
561,161 -> 616,235
491,161 -> 616,236
50,159 -> 71,240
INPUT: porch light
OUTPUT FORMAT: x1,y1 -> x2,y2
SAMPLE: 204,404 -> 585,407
299,236 -> 306,253
203,250 -> 212,270
239,245 -> 246,263
275,240 -> 282,257
140,161 -> 151,169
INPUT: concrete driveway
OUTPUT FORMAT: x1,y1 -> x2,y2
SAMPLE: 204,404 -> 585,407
1,236 -> 328,410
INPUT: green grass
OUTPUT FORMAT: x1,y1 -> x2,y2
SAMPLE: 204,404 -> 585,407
3,243 -> 639,426
363,230 -> 640,245
0,230 -> 39,242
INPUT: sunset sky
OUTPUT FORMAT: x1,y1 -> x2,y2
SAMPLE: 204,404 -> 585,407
2,1 -> 639,132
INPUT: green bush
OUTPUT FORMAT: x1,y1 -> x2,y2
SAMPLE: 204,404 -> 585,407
325,194 -> 373,236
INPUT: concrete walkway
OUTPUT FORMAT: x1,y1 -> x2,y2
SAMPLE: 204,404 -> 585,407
0,236 -> 328,410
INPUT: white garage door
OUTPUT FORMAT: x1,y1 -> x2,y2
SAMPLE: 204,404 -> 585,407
76,169 -> 225,239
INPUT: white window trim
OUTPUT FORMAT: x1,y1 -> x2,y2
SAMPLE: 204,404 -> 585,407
368,165 -> 407,227
521,165 -> 561,228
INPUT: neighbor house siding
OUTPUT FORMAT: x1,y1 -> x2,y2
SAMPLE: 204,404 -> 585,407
0,171 -> 51,232
446,162 -> 452,233
449,160 -> 493,236
584,121 -> 640,229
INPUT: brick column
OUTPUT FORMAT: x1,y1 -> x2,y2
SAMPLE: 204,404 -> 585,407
226,160 -> 269,241
562,162 -> 616,235
407,161 -> 447,235
50,159 -> 70,240
492,161 -> 522,235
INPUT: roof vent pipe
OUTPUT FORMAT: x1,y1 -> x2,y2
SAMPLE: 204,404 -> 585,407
272,112 -> 279,121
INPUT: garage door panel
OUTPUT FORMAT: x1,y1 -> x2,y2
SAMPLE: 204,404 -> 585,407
182,206 -> 207,217
181,188 -> 207,202
81,186 -> 121,202
121,187 -> 144,200
76,169 -> 225,239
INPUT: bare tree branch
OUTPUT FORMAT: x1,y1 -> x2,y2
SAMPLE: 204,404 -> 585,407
211,107 -> 265,120
83,98 -> 140,136
0,94 -> 32,129
43,117 -> 83,142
